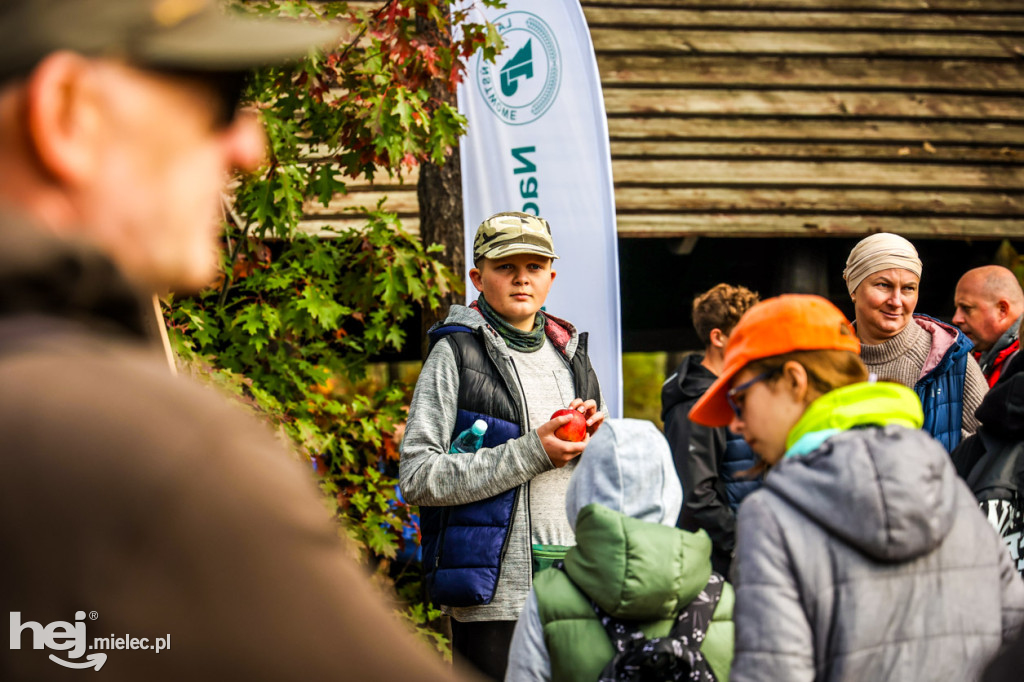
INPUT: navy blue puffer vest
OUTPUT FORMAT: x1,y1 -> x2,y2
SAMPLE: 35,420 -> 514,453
420,324 -> 600,607
913,315 -> 972,453
722,431 -> 759,510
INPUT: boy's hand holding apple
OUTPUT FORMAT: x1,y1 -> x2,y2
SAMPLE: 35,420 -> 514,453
566,398 -> 604,436
537,399 -> 604,468
537,410 -> 587,468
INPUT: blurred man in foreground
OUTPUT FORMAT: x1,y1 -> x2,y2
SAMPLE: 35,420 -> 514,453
0,2 -> 472,680
954,265 -> 1024,387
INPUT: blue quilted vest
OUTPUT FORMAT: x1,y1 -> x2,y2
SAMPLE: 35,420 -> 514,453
913,315 -> 973,452
420,324 -> 601,607
721,431 -> 760,510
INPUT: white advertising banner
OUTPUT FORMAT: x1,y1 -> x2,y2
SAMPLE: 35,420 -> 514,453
457,1 -> 623,417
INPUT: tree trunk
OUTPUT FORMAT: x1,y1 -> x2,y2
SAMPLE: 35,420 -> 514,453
417,148 -> 464,317
417,13 -> 466,358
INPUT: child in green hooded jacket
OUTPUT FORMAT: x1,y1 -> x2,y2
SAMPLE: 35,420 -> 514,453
505,418 -> 734,681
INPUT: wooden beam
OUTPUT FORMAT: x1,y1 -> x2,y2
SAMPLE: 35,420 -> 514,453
300,213 -> 1024,240
303,189 -> 419,216
595,55 -> 1024,91
580,0 -> 1024,12
611,158 -> 1024,187
615,213 -> 1024,238
612,186 -> 1024,215
608,140 -> 1024,161
606,117 -> 1024,145
583,8 -> 1024,32
299,216 -> 422,237
590,27 -> 1022,58
602,88 -> 1024,120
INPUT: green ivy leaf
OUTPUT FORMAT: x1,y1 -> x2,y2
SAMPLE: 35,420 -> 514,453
312,163 -> 343,208
237,303 -> 264,336
296,284 -> 350,329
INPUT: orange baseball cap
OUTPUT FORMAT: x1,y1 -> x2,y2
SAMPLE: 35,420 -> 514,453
688,294 -> 861,427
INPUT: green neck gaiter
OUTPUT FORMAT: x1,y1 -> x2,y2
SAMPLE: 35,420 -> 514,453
475,294 -> 546,353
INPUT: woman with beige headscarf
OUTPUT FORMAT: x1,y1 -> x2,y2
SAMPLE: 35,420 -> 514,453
844,233 -> 986,451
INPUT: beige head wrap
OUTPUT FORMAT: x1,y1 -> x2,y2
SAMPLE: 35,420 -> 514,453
843,233 -> 922,295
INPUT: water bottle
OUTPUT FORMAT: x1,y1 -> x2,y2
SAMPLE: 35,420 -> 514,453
450,419 -> 488,453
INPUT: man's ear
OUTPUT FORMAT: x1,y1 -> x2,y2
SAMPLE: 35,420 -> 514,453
996,298 -> 1011,320
468,267 -> 484,292
708,328 -> 727,350
25,51 -> 101,186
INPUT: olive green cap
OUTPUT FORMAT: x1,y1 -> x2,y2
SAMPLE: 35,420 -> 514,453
0,0 -> 345,76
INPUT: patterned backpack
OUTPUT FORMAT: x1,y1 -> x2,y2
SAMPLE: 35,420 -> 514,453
593,572 -> 725,682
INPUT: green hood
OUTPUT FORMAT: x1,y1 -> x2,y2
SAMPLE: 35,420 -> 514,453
563,503 -> 713,620
785,381 -> 924,454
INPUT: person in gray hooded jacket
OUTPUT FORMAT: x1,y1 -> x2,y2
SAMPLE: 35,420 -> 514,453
505,419 -> 734,681
690,294 -> 1024,682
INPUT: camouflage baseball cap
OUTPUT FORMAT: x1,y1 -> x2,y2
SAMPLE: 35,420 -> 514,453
0,0 -> 345,76
473,212 -> 559,263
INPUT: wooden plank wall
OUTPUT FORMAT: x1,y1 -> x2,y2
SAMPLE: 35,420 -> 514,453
303,0 -> 1024,240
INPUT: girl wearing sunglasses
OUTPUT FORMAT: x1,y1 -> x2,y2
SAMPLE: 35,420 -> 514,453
689,294 -> 1024,682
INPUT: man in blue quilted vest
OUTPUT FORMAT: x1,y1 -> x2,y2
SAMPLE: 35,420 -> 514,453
662,283 -> 762,576
400,211 -> 605,679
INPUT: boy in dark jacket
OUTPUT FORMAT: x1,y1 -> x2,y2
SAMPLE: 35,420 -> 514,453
400,212 -> 605,679
661,283 -> 760,575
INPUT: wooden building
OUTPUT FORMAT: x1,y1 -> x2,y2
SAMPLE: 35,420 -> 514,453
307,0 -> 1024,350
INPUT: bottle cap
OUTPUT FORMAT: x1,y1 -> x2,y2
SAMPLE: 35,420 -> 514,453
471,419 -> 488,436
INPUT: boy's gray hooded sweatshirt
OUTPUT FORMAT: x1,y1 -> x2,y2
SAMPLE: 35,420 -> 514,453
400,304 -> 600,622
505,419 -> 695,681
731,426 -> 1024,682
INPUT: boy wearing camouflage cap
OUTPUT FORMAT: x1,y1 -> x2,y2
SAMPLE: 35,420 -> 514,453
400,211 -> 606,679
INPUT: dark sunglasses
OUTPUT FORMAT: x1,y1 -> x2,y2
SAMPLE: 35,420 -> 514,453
726,368 -> 780,420
154,68 -> 250,128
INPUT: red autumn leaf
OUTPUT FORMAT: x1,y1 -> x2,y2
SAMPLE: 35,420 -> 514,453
383,436 -> 400,461
254,242 -> 272,268
232,253 -> 255,279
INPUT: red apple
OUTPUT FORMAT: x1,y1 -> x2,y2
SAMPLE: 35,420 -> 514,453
551,408 -> 587,442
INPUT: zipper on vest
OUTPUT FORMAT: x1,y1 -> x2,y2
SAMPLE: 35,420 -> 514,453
500,485 -> 523,568
524,480 -> 533,580
432,507 -> 452,576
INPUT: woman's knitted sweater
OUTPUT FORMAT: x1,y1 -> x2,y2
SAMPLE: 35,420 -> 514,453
859,316 -> 985,438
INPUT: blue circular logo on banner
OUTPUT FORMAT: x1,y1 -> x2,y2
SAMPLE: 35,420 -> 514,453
476,12 -> 561,126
